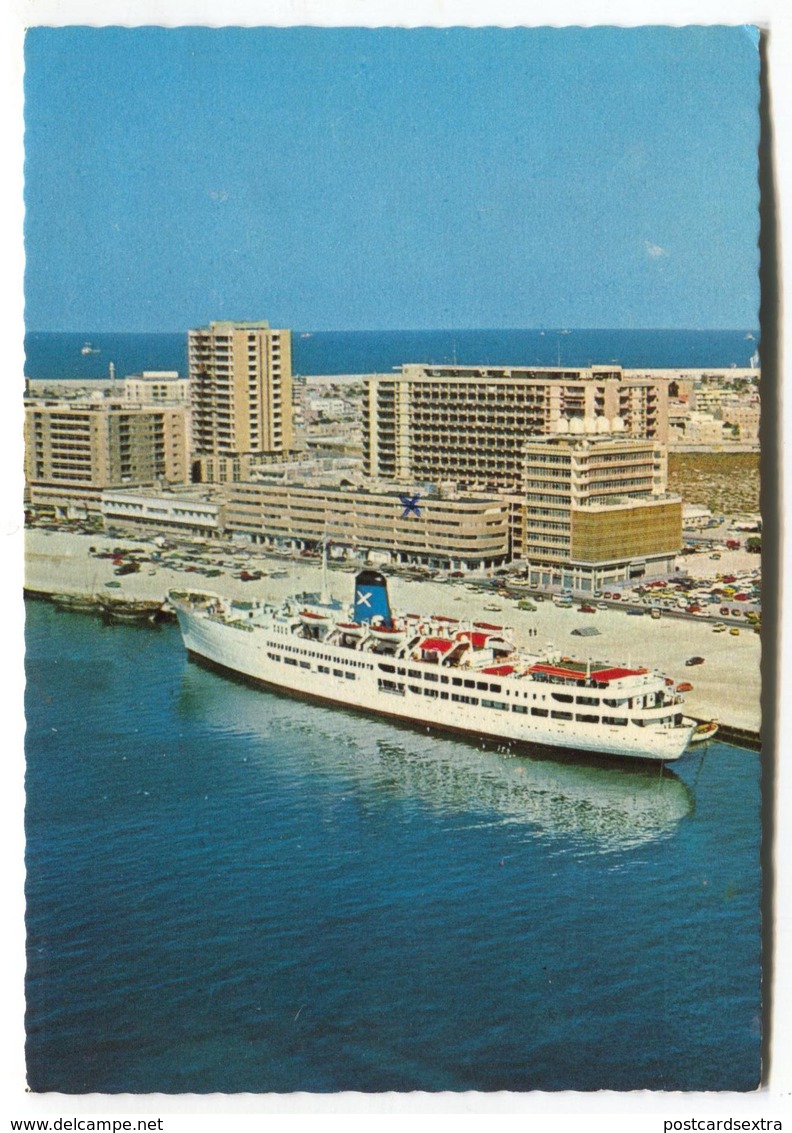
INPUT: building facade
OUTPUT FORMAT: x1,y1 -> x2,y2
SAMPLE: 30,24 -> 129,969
101,485 -> 226,538
24,397 -> 190,517
363,364 -> 668,489
188,320 -> 293,483
122,371 -> 189,404
517,428 -> 681,591
225,482 -> 510,571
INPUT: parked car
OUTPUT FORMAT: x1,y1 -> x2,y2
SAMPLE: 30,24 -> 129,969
685,656 -> 705,666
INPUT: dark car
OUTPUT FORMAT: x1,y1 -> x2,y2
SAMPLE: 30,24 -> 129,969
114,562 -> 140,576
685,656 -> 705,666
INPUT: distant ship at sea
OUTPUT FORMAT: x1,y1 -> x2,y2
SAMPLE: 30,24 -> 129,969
80,341 -> 100,355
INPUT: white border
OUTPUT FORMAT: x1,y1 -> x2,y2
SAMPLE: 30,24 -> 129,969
2,2 -> 787,1126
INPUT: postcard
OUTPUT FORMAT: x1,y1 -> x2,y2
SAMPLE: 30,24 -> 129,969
17,14 -> 769,1110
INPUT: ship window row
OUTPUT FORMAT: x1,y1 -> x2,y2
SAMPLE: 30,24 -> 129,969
266,641 -> 373,670
377,661 -> 502,694
279,654 -> 356,680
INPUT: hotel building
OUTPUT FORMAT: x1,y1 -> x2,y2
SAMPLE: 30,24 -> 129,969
363,363 -> 668,488
188,320 -> 293,483
517,423 -> 682,591
225,482 -> 510,571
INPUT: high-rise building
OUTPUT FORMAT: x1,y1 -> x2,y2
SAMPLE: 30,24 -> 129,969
24,397 -> 190,517
188,320 -> 293,483
363,363 -> 668,488
516,425 -> 681,591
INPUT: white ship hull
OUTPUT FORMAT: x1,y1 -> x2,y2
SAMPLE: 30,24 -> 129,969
174,601 -> 694,763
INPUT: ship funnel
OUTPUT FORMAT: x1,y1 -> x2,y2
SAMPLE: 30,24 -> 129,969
354,570 -> 393,627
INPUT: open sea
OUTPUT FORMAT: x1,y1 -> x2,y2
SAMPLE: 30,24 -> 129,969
24,328 -> 762,1093
24,327 -> 759,380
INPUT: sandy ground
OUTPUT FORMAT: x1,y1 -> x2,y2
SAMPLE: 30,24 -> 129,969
24,529 -> 762,734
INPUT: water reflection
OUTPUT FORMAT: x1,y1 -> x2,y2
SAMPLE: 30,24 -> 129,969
178,659 -> 693,854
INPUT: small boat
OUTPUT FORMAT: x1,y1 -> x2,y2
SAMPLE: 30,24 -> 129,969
690,721 -> 719,744
99,598 -> 163,623
51,592 -> 100,613
80,341 -> 100,355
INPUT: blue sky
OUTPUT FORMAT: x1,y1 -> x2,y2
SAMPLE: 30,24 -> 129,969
23,24 -> 760,332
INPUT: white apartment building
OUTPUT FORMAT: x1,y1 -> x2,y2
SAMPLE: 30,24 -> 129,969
101,485 -> 225,538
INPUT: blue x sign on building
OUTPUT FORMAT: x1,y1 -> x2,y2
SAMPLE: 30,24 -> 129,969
399,493 -> 422,518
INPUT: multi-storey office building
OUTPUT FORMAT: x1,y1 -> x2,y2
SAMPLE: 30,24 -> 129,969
24,397 -> 190,517
363,363 -> 668,489
516,425 -> 681,592
225,482 -> 510,572
188,320 -> 292,483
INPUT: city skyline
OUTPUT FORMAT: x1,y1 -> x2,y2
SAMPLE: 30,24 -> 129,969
23,24 -> 760,334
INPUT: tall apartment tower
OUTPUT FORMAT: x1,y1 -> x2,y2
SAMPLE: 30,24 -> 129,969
188,320 -> 293,483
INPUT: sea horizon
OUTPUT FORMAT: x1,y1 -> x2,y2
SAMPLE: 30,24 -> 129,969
25,327 -> 761,381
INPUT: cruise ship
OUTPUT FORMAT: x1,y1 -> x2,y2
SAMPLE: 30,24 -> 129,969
170,569 -> 696,763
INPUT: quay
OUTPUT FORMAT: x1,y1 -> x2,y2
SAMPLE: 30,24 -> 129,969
24,528 -> 762,744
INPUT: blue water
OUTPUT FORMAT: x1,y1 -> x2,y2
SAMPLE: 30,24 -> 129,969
25,600 -> 762,1093
24,328 -> 759,380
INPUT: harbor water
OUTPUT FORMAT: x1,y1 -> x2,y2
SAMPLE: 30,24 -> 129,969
24,600 -> 762,1093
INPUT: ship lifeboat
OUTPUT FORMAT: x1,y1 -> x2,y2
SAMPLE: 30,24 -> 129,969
369,622 -> 406,643
336,621 -> 364,638
300,609 -> 333,628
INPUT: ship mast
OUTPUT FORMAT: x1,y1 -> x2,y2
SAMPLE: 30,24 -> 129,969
320,525 -> 330,605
